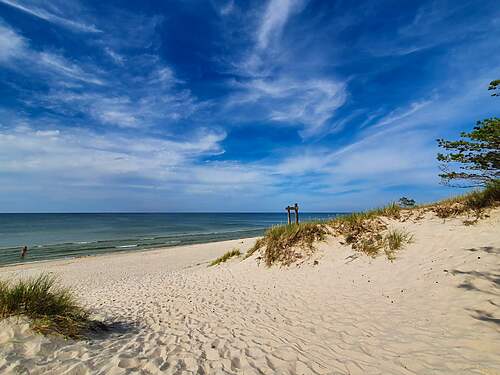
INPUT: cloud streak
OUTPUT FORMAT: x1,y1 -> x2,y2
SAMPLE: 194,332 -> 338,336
0,0 -> 100,32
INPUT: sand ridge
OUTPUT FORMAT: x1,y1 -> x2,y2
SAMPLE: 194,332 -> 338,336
0,213 -> 499,374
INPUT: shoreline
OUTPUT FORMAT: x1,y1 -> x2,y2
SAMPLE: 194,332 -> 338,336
0,209 -> 499,374
0,236 -> 260,273
0,233 -> 264,270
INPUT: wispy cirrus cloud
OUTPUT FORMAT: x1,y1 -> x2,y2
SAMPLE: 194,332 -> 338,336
0,16 -> 205,129
0,21 -> 25,61
229,77 -> 346,137
256,0 -> 306,50
0,124 -> 226,180
223,0 -> 347,137
0,0 -> 100,33
0,21 -> 104,85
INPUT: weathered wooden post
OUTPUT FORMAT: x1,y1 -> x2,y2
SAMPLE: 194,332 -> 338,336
294,203 -> 299,224
286,206 -> 291,224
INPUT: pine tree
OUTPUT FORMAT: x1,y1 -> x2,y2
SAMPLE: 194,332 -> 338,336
436,80 -> 499,187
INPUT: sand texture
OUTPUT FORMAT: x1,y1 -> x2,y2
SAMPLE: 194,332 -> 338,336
0,211 -> 499,375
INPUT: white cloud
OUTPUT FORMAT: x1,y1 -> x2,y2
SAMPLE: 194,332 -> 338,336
38,52 -> 104,85
0,21 -> 104,86
104,47 -> 125,65
0,22 -> 26,61
257,0 -> 305,50
223,0 -> 346,137
0,0 -> 100,33
0,125 -> 225,179
229,77 -> 346,136
369,99 -> 432,129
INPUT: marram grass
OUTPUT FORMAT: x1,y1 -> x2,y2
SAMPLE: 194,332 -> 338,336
383,229 -> 414,261
246,222 -> 328,266
245,181 -> 499,266
0,273 -> 90,338
209,248 -> 241,266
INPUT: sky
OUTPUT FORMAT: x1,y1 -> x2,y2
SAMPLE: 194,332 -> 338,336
0,0 -> 499,212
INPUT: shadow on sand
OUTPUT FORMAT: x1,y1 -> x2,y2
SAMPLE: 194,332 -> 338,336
451,246 -> 500,326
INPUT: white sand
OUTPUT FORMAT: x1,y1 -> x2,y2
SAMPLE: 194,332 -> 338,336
0,211 -> 499,375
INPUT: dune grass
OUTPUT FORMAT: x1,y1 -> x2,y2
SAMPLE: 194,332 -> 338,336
243,183 -> 499,265
247,222 -> 328,266
327,203 -> 402,257
0,273 -> 90,338
209,248 -> 241,266
430,179 -> 500,219
383,229 -> 414,260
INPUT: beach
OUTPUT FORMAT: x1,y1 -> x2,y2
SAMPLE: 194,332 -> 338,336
0,210 -> 499,374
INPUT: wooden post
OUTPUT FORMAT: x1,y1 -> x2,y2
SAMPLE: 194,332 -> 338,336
294,203 -> 299,224
286,206 -> 291,224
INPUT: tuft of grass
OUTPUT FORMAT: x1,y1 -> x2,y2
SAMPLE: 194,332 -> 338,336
383,229 -> 414,260
329,212 -> 387,257
251,222 -> 328,266
0,273 -> 90,338
209,248 -> 241,266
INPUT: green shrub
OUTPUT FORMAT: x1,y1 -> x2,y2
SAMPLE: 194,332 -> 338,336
0,274 -> 90,338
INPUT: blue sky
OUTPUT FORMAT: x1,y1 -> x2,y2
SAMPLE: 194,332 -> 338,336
0,0 -> 499,212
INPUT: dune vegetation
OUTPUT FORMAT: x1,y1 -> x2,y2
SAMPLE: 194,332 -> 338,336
0,273 -> 90,338
246,181 -> 500,266
209,248 -> 241,266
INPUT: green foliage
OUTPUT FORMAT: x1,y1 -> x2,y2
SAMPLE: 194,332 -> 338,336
0,274 -> 90,338
250,222 -> 327,266
437,80 -> 499,187
488,79 -> 500,96
209,248 -> 241,266
398,197 -> 416,208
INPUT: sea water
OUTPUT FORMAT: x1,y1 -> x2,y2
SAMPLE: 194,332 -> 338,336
0,213 -> 342,266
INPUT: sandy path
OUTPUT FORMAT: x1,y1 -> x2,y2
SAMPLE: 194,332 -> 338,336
0,213 -> 499,374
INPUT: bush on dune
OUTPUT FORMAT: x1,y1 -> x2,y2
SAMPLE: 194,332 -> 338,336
0,273 -> 90,338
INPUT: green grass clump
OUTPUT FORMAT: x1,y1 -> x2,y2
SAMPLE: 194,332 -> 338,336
209,248 -> 241,266
251,222 -> 328,266
0,274 -> 90,338
383,229 -> 414,260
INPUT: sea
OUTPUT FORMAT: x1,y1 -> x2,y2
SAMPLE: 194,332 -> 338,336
0,213 -> 343,267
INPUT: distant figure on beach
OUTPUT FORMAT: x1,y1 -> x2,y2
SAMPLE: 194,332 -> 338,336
21,246 -> 28,259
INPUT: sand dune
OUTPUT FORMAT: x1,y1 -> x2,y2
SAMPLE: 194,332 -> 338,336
0,211 -> 499,374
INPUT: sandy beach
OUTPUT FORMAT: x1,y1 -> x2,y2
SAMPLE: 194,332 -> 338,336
0,210 -> 499,375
